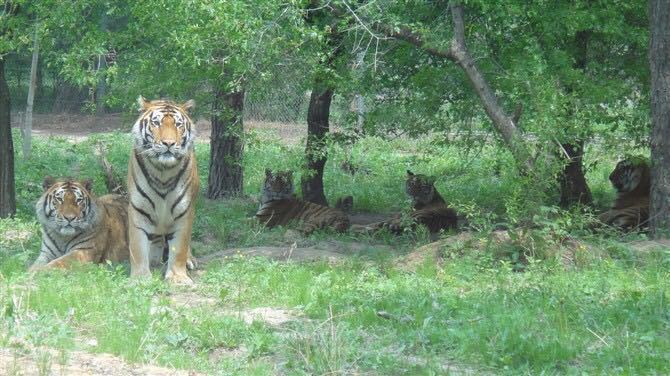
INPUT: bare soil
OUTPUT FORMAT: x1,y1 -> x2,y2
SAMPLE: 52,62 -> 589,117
10,112 -> 307,145
0,347 -> 202,376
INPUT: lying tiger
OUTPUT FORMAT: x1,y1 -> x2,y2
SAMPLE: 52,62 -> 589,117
256,169 -> 350,234
30,177 -> 129,271
359,170 -> 458,238
597,157 -> 650,231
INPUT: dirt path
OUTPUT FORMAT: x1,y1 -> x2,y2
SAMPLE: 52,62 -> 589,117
0,347 -> 202,376
10,113 -> 307,145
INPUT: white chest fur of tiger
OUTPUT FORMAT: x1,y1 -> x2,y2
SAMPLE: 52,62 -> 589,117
128,96 -> 199,284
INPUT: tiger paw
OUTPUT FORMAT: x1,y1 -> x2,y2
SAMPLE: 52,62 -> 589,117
186,256 -> 198,271
165,270 -> 194,285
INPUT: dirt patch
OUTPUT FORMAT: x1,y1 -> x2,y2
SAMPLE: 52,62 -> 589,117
628,239 -> 670,252
199,240 -> 394,265
168,291 -> 219,309
208,346 -> 248,364
198,245 -> 345,264
225,307 -> 300,326
11,112 -> 306,145
1,229 -> 33,243
167,290 -> 300,327
0,347 -> 202,376
398,232 -> 477,270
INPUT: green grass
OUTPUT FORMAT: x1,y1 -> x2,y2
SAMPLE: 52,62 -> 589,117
0,129 -> 669,374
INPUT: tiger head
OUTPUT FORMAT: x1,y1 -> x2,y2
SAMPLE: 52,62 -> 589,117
609,157 -> 650,194
261,169 -> 295,203
35,177 -> 97,236
406,170 -> 438,206
133,96 -> 195,166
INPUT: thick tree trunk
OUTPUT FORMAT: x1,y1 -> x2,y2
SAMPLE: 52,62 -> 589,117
558,141 -> 592,208
301,85 -> 333,206
558,30 -> 593,208
207,89 -> 245,199
0,59 -> 16,218
649,0 -> 670,238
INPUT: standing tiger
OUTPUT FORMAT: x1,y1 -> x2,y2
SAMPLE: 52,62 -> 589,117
256,169 -> 350,234
127,96 -> 198,284
359,171 -> 458,238
30,177 -> 129,271
598,158 -> 650,230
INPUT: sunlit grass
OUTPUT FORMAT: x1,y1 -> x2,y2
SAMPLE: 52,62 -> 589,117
0,130 -> 668,374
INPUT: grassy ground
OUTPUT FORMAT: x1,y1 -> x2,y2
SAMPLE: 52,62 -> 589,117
1,129 -> 669,375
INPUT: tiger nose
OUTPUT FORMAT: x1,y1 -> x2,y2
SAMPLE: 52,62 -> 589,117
162,140 -> 176,148
64,214 -> 77,222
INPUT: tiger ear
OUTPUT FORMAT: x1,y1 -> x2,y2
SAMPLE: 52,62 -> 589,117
265,168 -> 273,178
181,99 -> 195,113
428,176 -> 437,185
42,176 -> 56,191
286,170 -> 293,179
137,95 -> 150,111
81,179 -> 93,193
407,170 -> 414,176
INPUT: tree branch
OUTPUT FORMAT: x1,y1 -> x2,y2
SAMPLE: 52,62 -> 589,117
328,1 -> 533,171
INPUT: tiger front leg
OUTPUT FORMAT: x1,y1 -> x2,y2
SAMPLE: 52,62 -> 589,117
44,248 -> 102,269
128,224 -> 152,280
29,248 -> 102,272
165,211 -> 195,285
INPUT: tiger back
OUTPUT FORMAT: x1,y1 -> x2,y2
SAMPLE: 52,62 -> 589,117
598,158 -> 650,230
127,96 -> 198,284
256,169 -> 350,234
31,177 -> 129,270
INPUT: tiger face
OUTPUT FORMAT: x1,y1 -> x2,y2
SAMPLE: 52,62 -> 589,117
36,177 -> 96,236
406,170 -> 437,205
609,159 -> 648,193
261,169 -> 294,202
133,96 -> 195,166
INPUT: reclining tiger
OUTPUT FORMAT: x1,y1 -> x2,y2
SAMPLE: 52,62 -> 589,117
357,170 -> 458,238
30,177 -> 129,271
256,169 -> 350,234
597,157 -> 650,231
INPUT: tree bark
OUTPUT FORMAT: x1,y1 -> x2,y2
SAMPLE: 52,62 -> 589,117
23,24 -> 39,160
649,0 -> 670,238
557,141 -> 592,208
95,12 -> 108,114
337,3 -> 533,172
301,84 -> 333,206
558,30 -> 593,208
0,59 -> 16,218
207,88 -> 245,199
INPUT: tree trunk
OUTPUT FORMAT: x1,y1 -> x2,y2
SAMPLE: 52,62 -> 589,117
95,12 -> 108,114
558,141 -> 592,208
0,59 -> 16,218
301,85 -> 333,206
649,0 -> 670,238
23,25 -> 39,160
207,88 -> 245,199
558,30 -> 593,208
343,3 -> 533,172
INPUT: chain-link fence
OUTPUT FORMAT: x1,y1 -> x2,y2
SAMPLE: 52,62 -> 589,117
6,57 -> 362,133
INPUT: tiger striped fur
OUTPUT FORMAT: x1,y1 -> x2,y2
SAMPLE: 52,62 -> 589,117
598,158 -> 650,231
31,177 -> 129,271
361,171 -> 457,238
127,96 -> 199,284
256,169 -> 350,234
